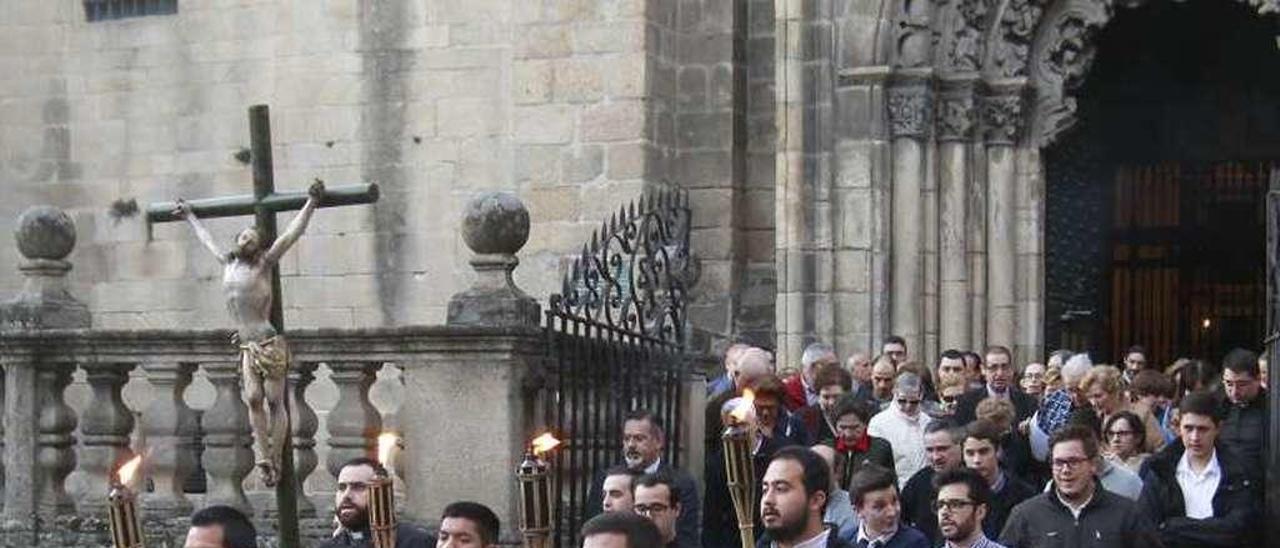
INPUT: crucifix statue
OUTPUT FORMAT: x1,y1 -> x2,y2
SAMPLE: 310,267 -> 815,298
147,105 -> 378,547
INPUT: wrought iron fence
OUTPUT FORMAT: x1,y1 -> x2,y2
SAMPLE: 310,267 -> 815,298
542,188 -> 694,547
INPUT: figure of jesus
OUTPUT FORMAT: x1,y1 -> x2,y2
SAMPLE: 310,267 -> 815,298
173,180 -> 325,486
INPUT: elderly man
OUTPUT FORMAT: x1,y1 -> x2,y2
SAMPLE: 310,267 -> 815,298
1030,353 -> 1099,461
706,346 -> 773,450
708,343 -> 750,399
586,410 -> 700,548
868,372 -> 933,487
955,346 -> 1037,425
786,342 -> 840,411
853,356 -> 898,414
846,351 -> 872,392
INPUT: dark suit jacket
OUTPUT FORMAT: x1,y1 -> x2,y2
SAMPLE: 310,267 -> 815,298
954,386 -> 1037,425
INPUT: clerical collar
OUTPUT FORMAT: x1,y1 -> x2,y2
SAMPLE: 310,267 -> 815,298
645,458 -> 663,475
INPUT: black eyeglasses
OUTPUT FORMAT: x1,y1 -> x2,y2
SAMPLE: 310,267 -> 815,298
897,399 -> 922,407
932,499 -> 976,512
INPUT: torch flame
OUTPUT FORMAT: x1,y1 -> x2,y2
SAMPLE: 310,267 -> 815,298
531,433 -> 562,457
377,433 -> 400,465
730,388 -> 756,422
117,455 -> 143,485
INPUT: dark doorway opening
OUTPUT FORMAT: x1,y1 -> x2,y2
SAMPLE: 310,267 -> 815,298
1044,0 -> 1280,366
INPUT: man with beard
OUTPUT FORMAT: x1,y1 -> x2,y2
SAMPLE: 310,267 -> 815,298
998,426 -> 1157,548
900,421 -> 965,544
587,410 -> 700,547
932,468 -> 1006,548
320,457 -> 434,547
757,447 -> 856,548
955,346 -> 1037,425
436,502 -> 500,548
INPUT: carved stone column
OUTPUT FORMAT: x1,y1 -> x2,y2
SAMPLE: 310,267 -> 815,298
887,69 -> 933,354
982,78 -> 1028,349
325,362 -> 383,480
140,362 -> 198,515
937,74 -> 978,352
79,362 -> 138,515
36,362 -> 78,516
290,361 -> 320,517
201,361 -> 255,515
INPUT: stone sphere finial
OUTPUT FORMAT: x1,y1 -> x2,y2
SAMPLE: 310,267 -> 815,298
461,192 -> 530,256
15,205 -> 76,261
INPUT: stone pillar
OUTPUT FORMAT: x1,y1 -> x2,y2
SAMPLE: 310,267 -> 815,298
774,0 -> 813,368
201,361 -> 255,515
1016,147 -> 1046,363
1,206 -> 89,524
290,361 -> 320,517
886,69 -> 933,354
324,362 -> 382,480
36,362 -> 78,516
982,79 -> 1027,349
141,362 -> 198,515
78,362 -> 137,515
401,193 -> 543,537
937,74 -> 977,352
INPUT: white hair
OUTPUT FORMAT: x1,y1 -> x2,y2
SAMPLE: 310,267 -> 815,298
801,342 -> 836,369
1062,353 -> 1093,381
737,347 -> 774,382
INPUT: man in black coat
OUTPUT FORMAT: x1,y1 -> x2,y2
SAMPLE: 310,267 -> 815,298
586,410 -> 701,548
954,346 -> 1037,425
1216,348 -> 1268,484
320,457 -> 435,548
900,421 -> 965,544
1137,390 -> 1260,548
962,419 -> 1035,539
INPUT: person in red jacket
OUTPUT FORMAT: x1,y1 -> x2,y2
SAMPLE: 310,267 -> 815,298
784,342 -> 839,411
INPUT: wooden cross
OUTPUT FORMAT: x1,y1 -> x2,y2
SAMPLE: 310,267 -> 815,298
146,105 -> 379,547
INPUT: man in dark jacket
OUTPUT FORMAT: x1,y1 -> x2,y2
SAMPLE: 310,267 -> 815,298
797,364 -> 853,444
900,421 -> 964,544
586,410 -> 701,548
962,420 -> 1035,539
999,425 -> 1158,548
1137,390 -> 1259,547
955,346 -> 1037,425
320,457 -> 434,548
1216,348 -> 1268,484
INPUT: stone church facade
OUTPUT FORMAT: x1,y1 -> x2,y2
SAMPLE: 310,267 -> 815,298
2,0 -> 1277,368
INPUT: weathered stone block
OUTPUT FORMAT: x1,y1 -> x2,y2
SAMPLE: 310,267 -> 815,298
581,101 -> 645,142
552,58 -> 605,102
561,145 -> 604,182
512,105 -> 575,144
513,60 -> 553,104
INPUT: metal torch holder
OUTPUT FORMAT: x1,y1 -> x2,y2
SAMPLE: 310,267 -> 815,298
722,425 -> 756,548
107,484 -> 146,548
516,451 -> 553,548
367,474 -> 397,548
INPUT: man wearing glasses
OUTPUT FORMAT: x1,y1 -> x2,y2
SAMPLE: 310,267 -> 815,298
633,473 -> 685,548
954,346 -> 1037,425
932,468 -> 1006,548
998,426 -> 1157,548
868,373 -> 933,487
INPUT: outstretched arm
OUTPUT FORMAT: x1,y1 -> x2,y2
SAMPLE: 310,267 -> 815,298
173,200 -> 228,264
263,179 -> 324,265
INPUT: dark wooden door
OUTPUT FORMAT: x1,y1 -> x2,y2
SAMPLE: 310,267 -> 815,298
1108,161 -> 1268,367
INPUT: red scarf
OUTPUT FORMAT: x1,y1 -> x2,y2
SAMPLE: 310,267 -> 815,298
836,432 -> 871,453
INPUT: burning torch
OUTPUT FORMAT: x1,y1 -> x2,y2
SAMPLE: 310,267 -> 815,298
368,433 -> 400,548
108,455 -> 145,548
723,389 -> 758,548
517,432 -> 562,548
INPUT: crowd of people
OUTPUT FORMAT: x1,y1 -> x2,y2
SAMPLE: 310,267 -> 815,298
581,338 -> 1269,548
179,338 -> 1269,548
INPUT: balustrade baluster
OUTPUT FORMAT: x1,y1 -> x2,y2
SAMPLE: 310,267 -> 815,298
79,362 -> 138,515
290,361 -> 320,517
36,362 -> 77,516
141,362 -> 198,515
201,361 -> 255,515
325,362 -> 382,480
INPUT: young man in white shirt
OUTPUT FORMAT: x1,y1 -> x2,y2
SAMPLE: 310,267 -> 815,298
1136,390 -> 1259,547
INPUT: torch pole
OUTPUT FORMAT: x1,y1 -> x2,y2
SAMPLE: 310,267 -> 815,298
722,427 -> 755,548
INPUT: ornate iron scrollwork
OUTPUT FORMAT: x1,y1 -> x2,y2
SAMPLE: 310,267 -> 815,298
548,188 -> 692,346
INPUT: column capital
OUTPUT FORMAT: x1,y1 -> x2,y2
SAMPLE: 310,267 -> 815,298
981,78 -> 1030,146
887,70 -> 935,139
936,73 -> 979,143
